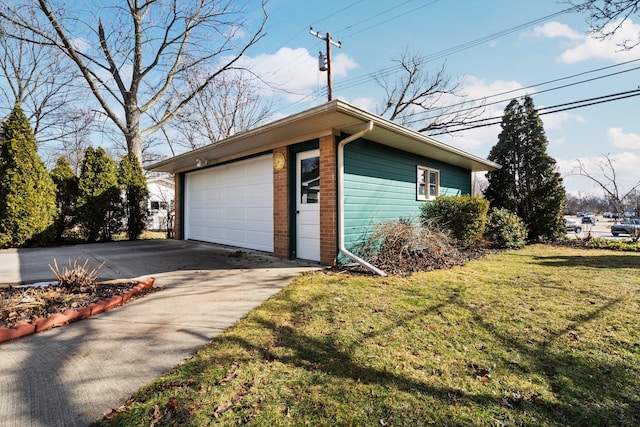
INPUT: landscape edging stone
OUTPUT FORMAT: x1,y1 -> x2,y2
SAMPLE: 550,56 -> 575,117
0,277 -> 155,344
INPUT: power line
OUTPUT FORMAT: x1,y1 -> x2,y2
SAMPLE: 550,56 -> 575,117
331,5 -> 578,94
402,59 -> 640,126
431,89 -> 640,135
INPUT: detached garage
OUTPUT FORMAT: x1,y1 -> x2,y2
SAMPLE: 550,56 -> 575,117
148,100 -> 499,274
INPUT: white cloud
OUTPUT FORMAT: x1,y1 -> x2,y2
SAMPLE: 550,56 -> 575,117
608,127 -> 640,150
534,19 -> 640,63
532,22 -> 583,40
70,37 -> 91,53
437,76 -> 527,153
458,75 -> 523,99
348,96 -> 379,113
541,110 -> 585,130
330,53 -> 359,78
235,47 -> 358,101
550,136 -> 567,147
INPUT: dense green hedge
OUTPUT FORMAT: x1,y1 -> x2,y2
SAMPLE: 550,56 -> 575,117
485,207 -> 528,249
420,195 -> 489,247
0,104 -> 56,248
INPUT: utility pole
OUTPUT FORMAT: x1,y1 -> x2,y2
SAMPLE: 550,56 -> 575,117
310,27 -> 342,101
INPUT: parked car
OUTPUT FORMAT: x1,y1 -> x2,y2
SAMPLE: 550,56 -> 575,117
565,219 -> 582,233
611,219 -> 640,236
581,215 -> 596,224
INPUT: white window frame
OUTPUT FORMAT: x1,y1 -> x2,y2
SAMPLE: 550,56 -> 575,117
416,166 -> 440,201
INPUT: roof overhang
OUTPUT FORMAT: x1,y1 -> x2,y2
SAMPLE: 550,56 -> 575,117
146,100 -> 500,174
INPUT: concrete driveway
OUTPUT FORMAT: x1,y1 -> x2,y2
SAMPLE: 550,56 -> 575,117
0,240 -> 320,426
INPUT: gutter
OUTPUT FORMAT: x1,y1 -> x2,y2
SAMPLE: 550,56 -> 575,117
337,120 -> 387,277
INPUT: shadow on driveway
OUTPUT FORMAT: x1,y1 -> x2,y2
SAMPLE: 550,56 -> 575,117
0,240 -> 321,426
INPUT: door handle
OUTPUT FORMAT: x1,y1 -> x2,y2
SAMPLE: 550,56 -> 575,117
295,210 -> 300,214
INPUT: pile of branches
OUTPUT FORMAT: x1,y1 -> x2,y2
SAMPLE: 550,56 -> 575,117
353,219 -> 489,276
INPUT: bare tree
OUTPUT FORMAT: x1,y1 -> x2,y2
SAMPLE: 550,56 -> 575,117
570,0 -> 640,49
0,20 -> 94,158
168,70 -> 273,151
51,108 -> 99,174
0,0 -> 268,161
572,154 -> 640,215
375,48 -> 484,134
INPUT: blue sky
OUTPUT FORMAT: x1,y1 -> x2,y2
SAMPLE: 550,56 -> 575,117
235,0 -> 640,196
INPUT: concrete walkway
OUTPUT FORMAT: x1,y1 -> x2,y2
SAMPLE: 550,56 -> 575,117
0,240 -> 320,426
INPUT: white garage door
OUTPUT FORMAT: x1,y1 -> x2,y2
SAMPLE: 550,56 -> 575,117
185,155 -> 273,252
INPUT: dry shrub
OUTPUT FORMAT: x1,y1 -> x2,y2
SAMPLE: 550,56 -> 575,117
48,258 -> 105,290
355,219 -> 468,276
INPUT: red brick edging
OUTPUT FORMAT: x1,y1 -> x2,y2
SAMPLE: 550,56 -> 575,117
0,277 -> 155,344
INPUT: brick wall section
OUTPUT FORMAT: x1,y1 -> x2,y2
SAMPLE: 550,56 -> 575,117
173,172 -> 182,240
273,148 -> 289,258
319,135 -> 338,265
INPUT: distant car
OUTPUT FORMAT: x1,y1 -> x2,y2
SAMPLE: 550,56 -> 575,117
565,219 -> 582,233
611,219 -> 640,236
577,212 -> 585,217
581,215 -> 596,224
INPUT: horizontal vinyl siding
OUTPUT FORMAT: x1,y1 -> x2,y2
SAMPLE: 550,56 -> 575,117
342,139 -> 470,259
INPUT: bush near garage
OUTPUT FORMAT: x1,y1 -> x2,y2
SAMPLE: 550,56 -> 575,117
352,218 -> 491,276
485,207 -> 528,249
419,195 -> 489,247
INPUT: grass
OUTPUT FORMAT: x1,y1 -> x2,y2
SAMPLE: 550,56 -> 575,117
96,244 -> 640,426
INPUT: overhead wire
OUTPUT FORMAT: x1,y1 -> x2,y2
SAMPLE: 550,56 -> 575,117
401,59 -> 640,127
431,88 -> 640,135
330,5 -> 579,94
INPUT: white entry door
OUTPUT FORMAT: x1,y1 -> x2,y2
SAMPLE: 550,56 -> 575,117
296,150 -> 320,261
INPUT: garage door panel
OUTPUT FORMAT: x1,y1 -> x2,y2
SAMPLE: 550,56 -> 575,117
185,155 -> 273,252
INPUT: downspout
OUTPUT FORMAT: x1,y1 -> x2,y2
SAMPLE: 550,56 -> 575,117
337,120 -> 387,277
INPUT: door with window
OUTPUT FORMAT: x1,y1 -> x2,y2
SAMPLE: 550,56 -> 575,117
296,150 -> 320,261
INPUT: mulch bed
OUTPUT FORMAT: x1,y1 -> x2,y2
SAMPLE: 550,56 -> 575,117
0,281 -> 157,329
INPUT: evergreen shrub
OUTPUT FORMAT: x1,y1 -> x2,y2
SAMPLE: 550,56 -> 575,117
0,104 -> 56,248
420,195 -> 489,247
77,147 -> 123,242
119,153 -> 149,240
485,207 -> 527,249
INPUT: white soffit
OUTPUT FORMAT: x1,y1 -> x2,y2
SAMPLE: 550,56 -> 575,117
147,100 -> 499,173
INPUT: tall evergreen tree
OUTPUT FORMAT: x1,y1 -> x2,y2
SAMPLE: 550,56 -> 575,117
119,153 -> 149,240
50,156 -> 79,243
0,104 -> 56,248
485,96 -> 566,241
77,147 -> 122,242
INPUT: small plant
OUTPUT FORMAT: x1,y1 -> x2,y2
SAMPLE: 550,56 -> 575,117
48,258 -> 105,290
485,207 -> 527,249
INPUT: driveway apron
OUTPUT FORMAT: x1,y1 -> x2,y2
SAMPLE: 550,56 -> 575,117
0,240 -> 320,426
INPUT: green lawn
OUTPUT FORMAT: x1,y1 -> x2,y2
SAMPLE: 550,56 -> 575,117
97,244 -> 640,426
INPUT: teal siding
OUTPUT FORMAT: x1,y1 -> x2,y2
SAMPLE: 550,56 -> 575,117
342,139 -> 470,258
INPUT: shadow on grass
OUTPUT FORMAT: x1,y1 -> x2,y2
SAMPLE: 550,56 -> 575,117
534,253 -> 640,269
466,294 -> 640,425
206,284 -> 640,425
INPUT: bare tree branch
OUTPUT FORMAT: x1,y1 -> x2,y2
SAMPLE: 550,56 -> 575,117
570,0 -> 640,49
375,47 -> 485,134
572,153 -> 640,214
0,0 -> 268,161
162,69 -> 273,151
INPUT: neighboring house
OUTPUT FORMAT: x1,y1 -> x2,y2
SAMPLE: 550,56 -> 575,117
147,100 -> 499,273
146,175 -> 175,232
